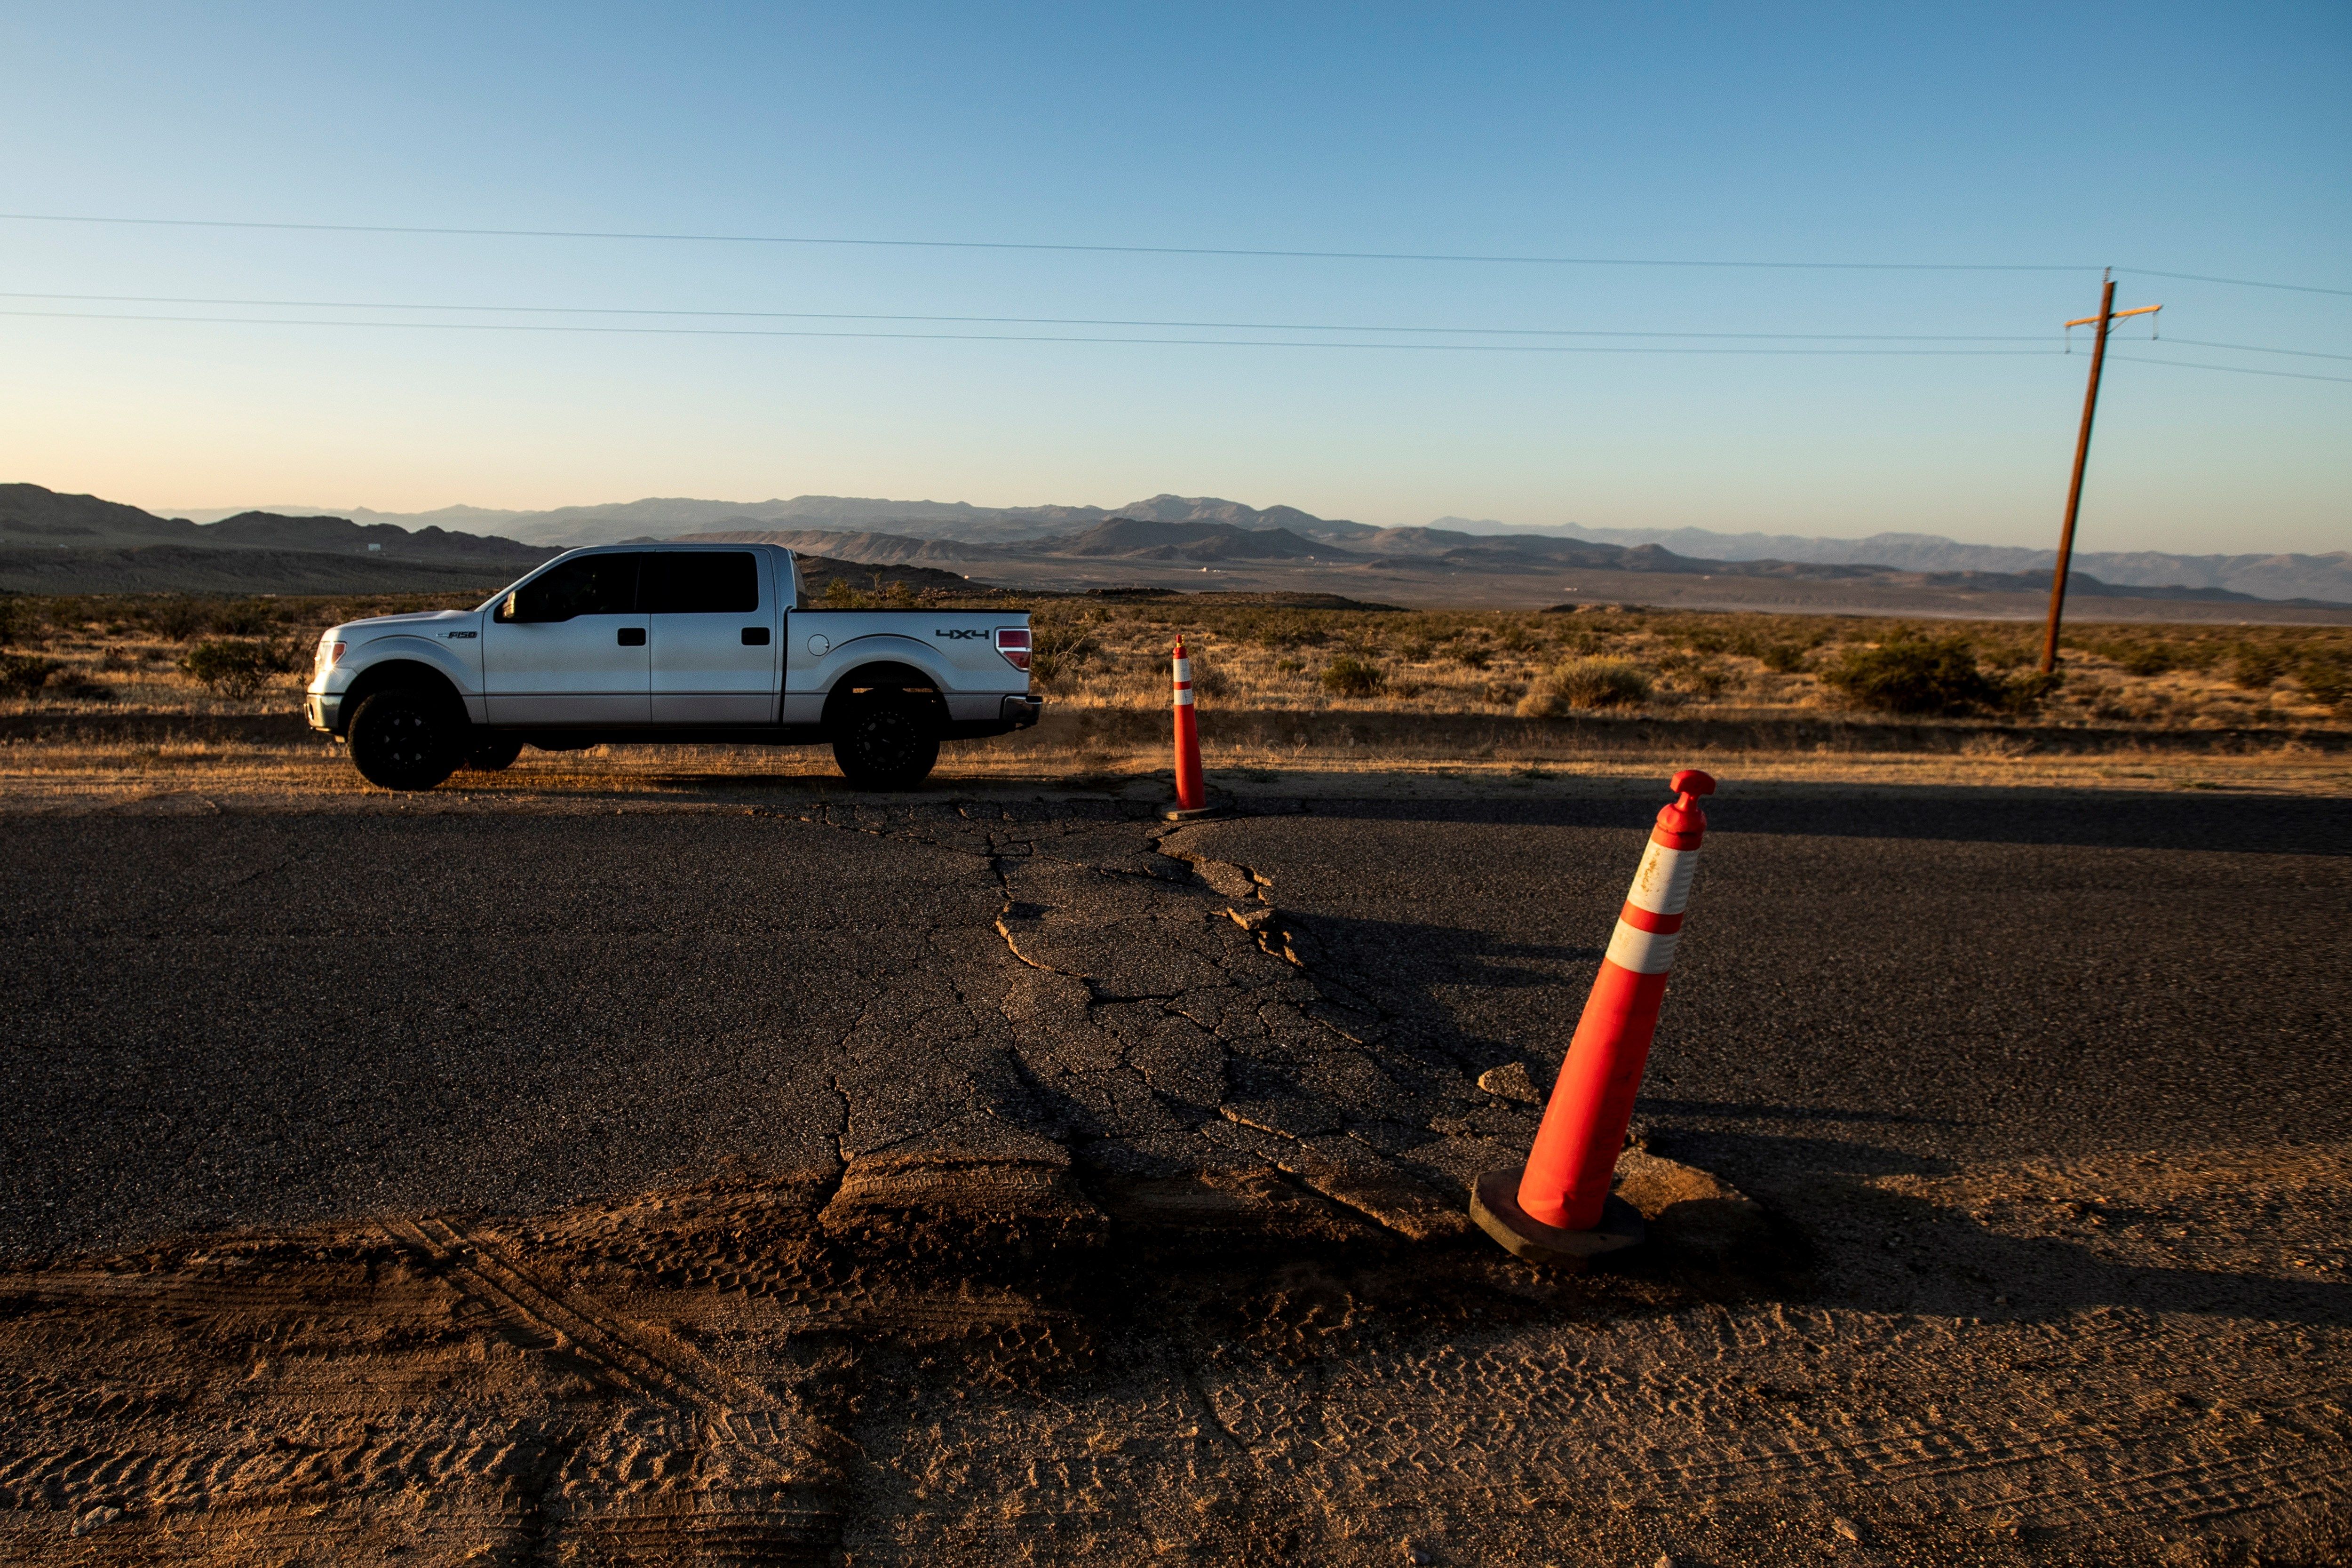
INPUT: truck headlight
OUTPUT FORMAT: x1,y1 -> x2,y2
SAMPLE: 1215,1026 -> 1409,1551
314,640 -> 345,681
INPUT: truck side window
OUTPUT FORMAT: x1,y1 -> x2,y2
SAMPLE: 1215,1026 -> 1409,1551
510,553 -> 643,621
645,552 -> 759,614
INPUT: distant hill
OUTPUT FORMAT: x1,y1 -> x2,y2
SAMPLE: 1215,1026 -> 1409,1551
675,527 -> 998,564
1027,518 -> 1344,561
0,484 -> 554,594
715,513 -> 2346,613
1428,517 -> 2352,606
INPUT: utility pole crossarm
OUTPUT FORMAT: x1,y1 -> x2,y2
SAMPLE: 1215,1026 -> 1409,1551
2066,303 -> 2161,330
2040,272 -> 2162,676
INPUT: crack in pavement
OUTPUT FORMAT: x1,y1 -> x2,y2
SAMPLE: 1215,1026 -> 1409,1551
756,800 -> 1518,1242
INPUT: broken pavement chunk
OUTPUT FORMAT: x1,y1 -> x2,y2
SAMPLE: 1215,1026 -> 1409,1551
1476,1061 -> 1543,1104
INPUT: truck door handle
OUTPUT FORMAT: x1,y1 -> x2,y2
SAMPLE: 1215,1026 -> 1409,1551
617,627 -> 646,646
741,627 -> 771,646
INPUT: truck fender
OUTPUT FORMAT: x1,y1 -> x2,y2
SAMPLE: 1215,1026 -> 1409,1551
339,645 -> 477,725
820,642 -> 952,728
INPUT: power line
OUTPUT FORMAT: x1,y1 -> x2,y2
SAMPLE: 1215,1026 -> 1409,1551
0,210 -> 2088,272
2118,267 -> 2352,299
0,289 -> 2057,342
0,306 -> 2070,353
2162,336 -> 2352,363
2106,353 -> 2352,385
10,212 -> 2343,296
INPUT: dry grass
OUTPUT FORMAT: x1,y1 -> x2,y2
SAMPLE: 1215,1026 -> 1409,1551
1027,599 -> 2352,730
2,592 -> 2347,812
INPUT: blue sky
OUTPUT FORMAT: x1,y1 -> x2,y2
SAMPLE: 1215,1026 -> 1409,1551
1,2 -> 2345,552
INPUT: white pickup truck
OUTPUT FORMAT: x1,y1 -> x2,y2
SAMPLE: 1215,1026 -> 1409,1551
303,542 -> 1039,791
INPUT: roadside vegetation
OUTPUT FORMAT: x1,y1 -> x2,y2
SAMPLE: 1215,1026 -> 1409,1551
1017,597 -> 2352,732
0,588 -> 2346,733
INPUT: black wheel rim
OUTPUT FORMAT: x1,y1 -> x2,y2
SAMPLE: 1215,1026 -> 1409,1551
852,710 -> 921,774
380,709 -> 436,768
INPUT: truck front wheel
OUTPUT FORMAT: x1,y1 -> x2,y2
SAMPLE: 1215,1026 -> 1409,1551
831,697 -> 939,789
347,687 -> 463,791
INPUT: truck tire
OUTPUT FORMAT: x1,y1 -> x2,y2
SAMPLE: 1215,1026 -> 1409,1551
347,687 -> 463,792
831,697 -> 939,789
462,735 -> 525,772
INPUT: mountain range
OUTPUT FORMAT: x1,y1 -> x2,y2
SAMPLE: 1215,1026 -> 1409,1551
8,482 -> 2344,613
160,490 -> 2351,605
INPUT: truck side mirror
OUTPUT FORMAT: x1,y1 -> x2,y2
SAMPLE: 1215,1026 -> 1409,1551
495,591 -> 520,623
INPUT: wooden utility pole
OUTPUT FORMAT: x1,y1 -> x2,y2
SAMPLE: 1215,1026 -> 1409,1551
2041,270 -> 2161,674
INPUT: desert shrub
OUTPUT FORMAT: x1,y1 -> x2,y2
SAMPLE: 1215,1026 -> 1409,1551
179,637 -> 302,698
1995,670 -> 2064,715
1398,638 -> 1435,662
1481,678 -> 1525,707
1518,656 -> 1652,716
208,599 -> 282,637
1820,635 -> 2002,716
2173,639 -> 2223,673
0,653 -> 59,696
1453,645 -> 1493,670
1249,612 -> 1328,650
819,576 -> 862,608
1978,639 -> 2034,671
1758,641 -> 1810,673
1320,655 -> 1386,698
1027,622 -> 1100,688
147,597 -> 211,640
2231,645 -> 2289,690
2095,640 -> 2177,677
1663,659 -> 1733,700
0,596 -> 17,646
882,580 -> 917,608
1555,628 -> 1606,657
2297,652 -> 2352,712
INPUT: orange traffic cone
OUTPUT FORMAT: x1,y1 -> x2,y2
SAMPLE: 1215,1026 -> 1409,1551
1472,769 -> 1717,1264
1168,637 -> 1211,816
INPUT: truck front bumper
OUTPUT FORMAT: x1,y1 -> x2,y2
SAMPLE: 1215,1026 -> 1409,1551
305,692 -> 342,735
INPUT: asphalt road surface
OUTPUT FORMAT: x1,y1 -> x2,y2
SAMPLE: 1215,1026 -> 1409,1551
3,783 -> 2347,1566
5,788 -> 2344,1259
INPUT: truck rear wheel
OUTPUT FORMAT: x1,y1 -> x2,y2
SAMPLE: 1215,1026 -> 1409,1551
462,735 -> 525,772
347,687 -> 462,791
831,697 -> 939,789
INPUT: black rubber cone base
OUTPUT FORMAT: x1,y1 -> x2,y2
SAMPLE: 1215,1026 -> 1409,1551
1471,1166 -> 1645,1267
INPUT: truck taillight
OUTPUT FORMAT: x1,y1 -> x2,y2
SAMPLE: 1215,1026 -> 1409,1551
314,640 -> 345,680
995,627 -> 1031,673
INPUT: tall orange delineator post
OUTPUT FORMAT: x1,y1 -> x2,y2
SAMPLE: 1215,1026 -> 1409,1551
1472,769 -> 1716,1264
1170,637 -> 1208,813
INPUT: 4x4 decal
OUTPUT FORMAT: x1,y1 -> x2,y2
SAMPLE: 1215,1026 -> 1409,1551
935,628 -> 987,640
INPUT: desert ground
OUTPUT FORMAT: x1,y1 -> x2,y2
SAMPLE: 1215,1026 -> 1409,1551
1,595 -> 2347,1567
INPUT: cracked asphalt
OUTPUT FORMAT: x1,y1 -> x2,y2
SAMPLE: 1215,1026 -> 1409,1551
3,787 -> 2344,1263
4,783 -> 2352,1565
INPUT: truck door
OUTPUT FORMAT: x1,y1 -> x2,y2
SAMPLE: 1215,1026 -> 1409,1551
481,552 -> 651,724
646,549 -> 779,724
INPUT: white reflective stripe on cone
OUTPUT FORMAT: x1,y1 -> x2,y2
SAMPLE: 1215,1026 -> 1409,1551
1604,921 -> 1682,975
1173,689 -> 1195,706
1624,843 -> 1699,916
1173,659 -> 1192,682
